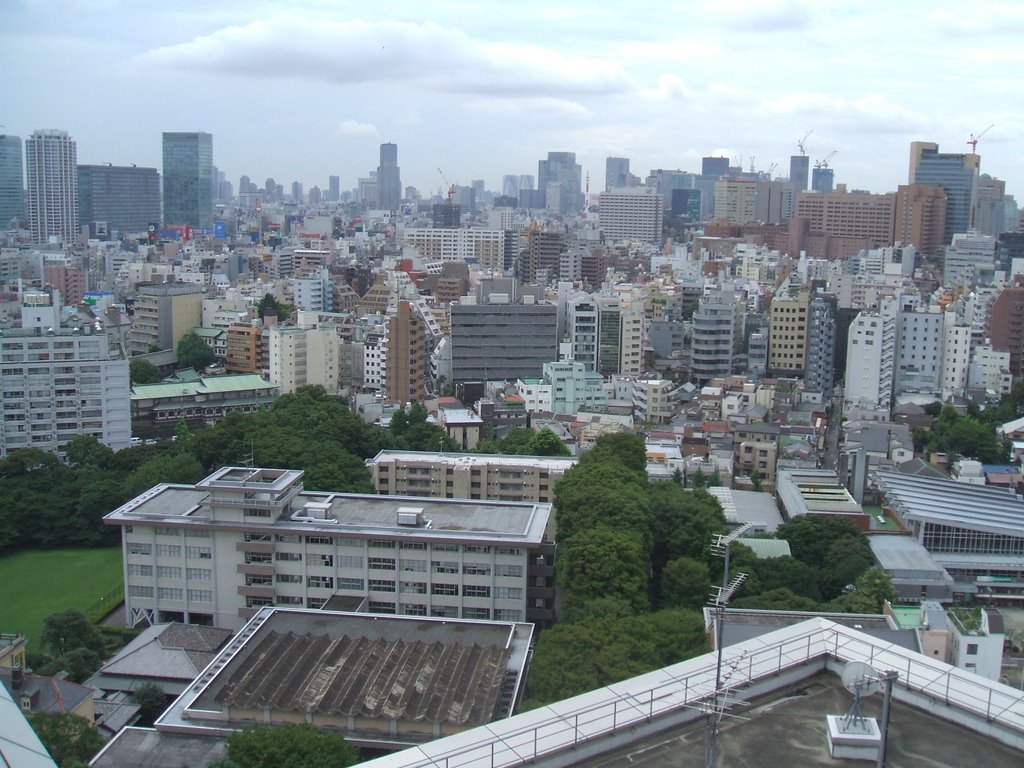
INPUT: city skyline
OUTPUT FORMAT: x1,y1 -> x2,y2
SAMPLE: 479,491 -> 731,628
2,1 -> 1022,201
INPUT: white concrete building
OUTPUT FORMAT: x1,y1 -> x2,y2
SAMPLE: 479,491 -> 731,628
844,308 -> 895,413
0,326 -> 131,458
944,232 -> 998,286
104,466 -> 556,630
969,343 -> 1012,396
597,187 -> 664,243
402,228 -> 505,271
941,310 -> 972,399
266,324 -> 340,395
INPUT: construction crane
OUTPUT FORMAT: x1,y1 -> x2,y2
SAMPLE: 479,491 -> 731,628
749,156 -> 756,173
967,124 -> 994,153
815,151 -> 837,169
797,129 -> 813,156
437,168 -> 456,200
766,162 -> 778,178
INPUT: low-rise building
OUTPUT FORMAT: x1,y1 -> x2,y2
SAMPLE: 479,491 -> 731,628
776,468 -> 866,528
105,466 -> 556,630
130,371 -> 278,434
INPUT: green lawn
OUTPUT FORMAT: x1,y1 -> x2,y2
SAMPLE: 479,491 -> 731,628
0,547 -> 123,650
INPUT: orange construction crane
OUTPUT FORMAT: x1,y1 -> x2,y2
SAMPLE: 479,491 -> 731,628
437,168 -> 456,200
797,129 -> 813,156
967,124 -> 994,153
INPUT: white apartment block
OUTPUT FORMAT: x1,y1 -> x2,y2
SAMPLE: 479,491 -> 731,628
632,378 -> 678,424
367,450 -> 575,504
941,312 -> 972,399
895,308 -> 944,396
597,187 -> 664,244
969,344 -> 1012,396
105,467 -> 556,630
844,310 -> 895,413
402,228 -> 506,272
944,232 -> 998,287
266,324 -> 340,395
1,327 -> 131,458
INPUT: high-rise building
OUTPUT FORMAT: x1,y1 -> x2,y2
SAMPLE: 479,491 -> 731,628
129,283 -> 204,355
25,129 -> 78,244
537,152 -> 581,214
501,175 -> 519,199
377,142 -> 401,211
77,164 -> 160,237
811,166 -> 834,193
691,291 -> 739,384
844,308 -> 895,413
944,232 -> 998,286
793,189 -> 896,247
713,180 -> 757,224
291,181 -> 304,204
805,295 -> 837,397
328,175 -> 340,202
596,296 -> 643,376
605,157 -> 630,191
598,187 -> 663,243
2,297 -> 130,458
754,180 -> 795,225
789,155 -> 810,192
386,300 -> 428,403
767,290 -> 810,378
975,176 -> 1008,237
909,141 -> 979,245
701,157 -> 729,178
0,134 -> 24,228
162,132 -> 214,228
895,184 -> 947,257
431,202 -> 461,229
989,285 -> 1024,381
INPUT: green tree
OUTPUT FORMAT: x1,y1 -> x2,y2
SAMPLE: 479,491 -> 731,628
28,713 -> 104,767
660,556 -> 712,610
216,723 -> 359,768
525,428 -> 571,456
129,357 -> 161,385
64,435 -> 114,469
749,468 -> 763,492
583,432 -> 647,474
850,568 -> 899,613
176,331 -> 216,372
732,588 -> 821,611
558,527 -> 650,613
123,453 -> 205,499
691,467 -> 706,488
554,460 -> 653,555
130,681 -> 168,726
41,609 -> 105,659
751,556 -> 823,602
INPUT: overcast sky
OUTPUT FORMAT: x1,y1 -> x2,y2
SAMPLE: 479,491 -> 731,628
3,0 -> 1021,202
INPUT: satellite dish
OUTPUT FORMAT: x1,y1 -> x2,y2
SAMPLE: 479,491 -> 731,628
841,661 -> 881,730
842,661 -> 883,697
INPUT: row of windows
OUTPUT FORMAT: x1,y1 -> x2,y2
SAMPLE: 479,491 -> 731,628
128,586 -> 212,602
129,543 -> 211,559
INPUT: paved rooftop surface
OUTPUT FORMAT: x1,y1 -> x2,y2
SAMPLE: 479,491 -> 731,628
582,673 -> 1024,768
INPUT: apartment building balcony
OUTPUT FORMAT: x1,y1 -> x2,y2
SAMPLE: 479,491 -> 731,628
236,563 -> 274,577
236,541 -> 274,554
237,585 -> 275,600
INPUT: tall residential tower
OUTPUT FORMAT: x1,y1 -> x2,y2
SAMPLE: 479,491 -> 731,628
25,129 -> 78,243
0,134 -> 24,228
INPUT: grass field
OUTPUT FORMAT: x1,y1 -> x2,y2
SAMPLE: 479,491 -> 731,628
0,547 -> 123,650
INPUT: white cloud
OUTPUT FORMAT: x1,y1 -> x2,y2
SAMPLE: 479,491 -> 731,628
335,120 -> 378,138
463,97 -> 592,120
139,16 -> 632,99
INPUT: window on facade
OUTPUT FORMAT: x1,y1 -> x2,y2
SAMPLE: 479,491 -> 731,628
186,568 -> 211,580
369,601 -> 396,614
308,576 -> 334,589
338,578 -> 364,591
128,585 -> 154,598
156,544 -> 181,558
276,574 -> 303,584
431,583 -> 459,596
157,566 -> 182,579
463,585 -> 491,598
306,535 -> 332,545
368,579 -> 396,592
463,563 -> 491,576
275,552 -> 302,562
368,557 -> 395,570
368,540 -> 395,549
462,607 -> 491,620
128,564 -> 153,577
157,587 -> 182,600
186,546 -> 213,559
432,561 -> 459,574
187,590 -> 213,603
495,564 -> 523,578
494,587 -> 523,600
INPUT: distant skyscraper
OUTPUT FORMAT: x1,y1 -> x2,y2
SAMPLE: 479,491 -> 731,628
377,142 -> 401,211
605,157 -> 630,191
789,155 -> 810,191
77,164 -> 161,237
328,175 -> 340,202
291,181 -> 304,204
811,166 -> 834,193
0,135 -> 24,229
701,157 -> 729,178
909,141 -> 979,245
162,132 -> 213,228
239,174 -> 251,194
502,175 -> 519,198
538,152 -> 581,214
26,129 -> 78,243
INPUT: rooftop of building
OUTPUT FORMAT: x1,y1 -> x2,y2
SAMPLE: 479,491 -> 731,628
90,727 -> 226,768
0,679 -> 57,768
130,373 -> 277,400
868,534 -> 955,583
708,487 -> 785,532
0,668 -> 94,715
367,450 -> 577,473
156,608 -> 533,744
874,469 -> 1024,538
105,467 -> 553,544
86,623 -> 234,695
352,618 -> 1024,768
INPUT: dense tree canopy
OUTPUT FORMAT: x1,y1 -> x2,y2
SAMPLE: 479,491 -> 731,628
28,713 -> 104,767
128,357 -> 161,385
211,723 -> 360,768
176,331 -> 217,372
558,527 -> 649,614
